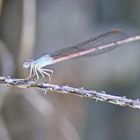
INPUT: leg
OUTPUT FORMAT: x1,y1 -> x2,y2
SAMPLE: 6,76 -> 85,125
34,66 -> 40,81
25,65 -> 35,80
38,69 -> 51,83
37,69 -> 48,94
37,69 -> 45,81
40,68 -> 53,74
40,68 -> 53,82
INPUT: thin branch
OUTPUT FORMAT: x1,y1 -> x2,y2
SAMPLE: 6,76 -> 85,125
0,76 -> 140,109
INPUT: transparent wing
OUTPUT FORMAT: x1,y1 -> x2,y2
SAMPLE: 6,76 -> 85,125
51,29 -> 128,59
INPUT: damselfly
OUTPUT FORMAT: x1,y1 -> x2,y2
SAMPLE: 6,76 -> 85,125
23,29 -> 140,82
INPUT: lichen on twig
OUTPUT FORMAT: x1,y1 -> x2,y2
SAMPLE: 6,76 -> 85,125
0,76 -> 140,109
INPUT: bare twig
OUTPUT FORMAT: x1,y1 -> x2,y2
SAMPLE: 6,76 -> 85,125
0,76 -> 140,109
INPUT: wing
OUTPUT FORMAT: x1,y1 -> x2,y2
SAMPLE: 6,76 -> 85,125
51,29 -> 128,59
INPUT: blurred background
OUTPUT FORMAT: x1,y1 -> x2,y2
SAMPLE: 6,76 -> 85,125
0,0 -> 140,140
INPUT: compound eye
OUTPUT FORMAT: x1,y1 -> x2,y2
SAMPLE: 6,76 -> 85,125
23,61 -> 30,68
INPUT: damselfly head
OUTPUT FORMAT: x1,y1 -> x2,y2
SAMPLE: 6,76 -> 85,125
23,59 -> 33,68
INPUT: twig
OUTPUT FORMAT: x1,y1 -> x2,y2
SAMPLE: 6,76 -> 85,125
0,76 -> 140,109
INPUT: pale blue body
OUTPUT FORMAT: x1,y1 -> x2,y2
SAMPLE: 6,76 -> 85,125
32,54 -> 53,68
